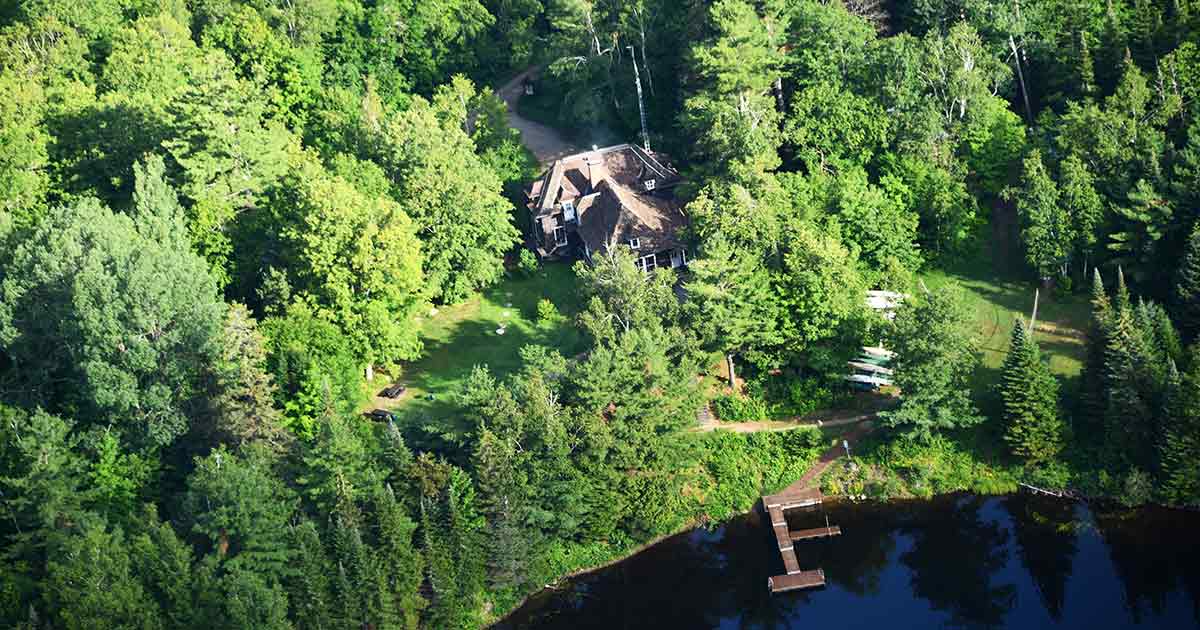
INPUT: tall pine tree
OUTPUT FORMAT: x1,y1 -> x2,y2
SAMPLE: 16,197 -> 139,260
1079,269 -> 1113,433
1000,319 -> 1065,464
1171,223 -> 1200,341
1160,356 -> 1200,506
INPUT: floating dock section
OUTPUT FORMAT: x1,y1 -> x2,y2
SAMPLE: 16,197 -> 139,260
762,485 -> 841,594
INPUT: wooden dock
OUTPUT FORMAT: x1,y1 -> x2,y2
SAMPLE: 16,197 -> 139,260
768,569 -> 826,593
762,486 -> 823,510
762,483 -> 840,594
789,525 -> 842,541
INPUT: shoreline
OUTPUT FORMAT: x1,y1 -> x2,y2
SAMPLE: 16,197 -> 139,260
486,484 -> 1196,627
485,510 -> 750,628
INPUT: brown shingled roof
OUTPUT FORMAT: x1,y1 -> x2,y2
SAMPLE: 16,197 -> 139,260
529,144 -> 686,257
575,180 -> 686,254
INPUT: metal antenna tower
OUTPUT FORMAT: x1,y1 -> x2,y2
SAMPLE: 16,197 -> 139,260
628,46 -> 650,152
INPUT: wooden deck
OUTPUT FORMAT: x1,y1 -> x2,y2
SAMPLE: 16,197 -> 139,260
768,569 -> 826,593
762,480 -> 838,594
762,486 -> 823,510
789,525 -> 842,541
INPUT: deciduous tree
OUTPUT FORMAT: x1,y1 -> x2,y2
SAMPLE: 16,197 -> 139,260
0,177 -> 224,447
881,285 -> 983,440
1015,150 -> 1071,278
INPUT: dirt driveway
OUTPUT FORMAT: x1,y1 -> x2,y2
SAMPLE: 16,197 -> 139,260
496,66 -> 579,165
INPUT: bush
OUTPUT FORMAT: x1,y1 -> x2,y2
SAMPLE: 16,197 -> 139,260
745,374 -> 846,418
840,434 -> 1020,499
1023,459 -> 1072,491
711,393 -> 769,422
535,298 -> 561,323
518,249 -> 539,277
1119,469 -> 1153,507
1053,272 -> 1074,299
697,428 -> 823,520
785,378 -> 836,416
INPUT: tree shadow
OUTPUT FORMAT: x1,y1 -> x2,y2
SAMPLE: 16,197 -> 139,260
1094,506 -> 1200,624
46,98 -> 170,206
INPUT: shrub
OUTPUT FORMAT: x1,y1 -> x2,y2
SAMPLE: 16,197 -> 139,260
711,393 -> 769,422
1023,460 -> 1072,491
698,428 -> 823,520
535,298 -> 561,323
1054,272 -> 1073,297
1119,469 -> 1153,507
745,373 -> 846,418
786,378 -> 836,416
518,249 -> 539,277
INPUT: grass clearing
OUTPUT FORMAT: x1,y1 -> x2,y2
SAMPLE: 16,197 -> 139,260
373,263 -> 585,426
920,264 -> 1091,378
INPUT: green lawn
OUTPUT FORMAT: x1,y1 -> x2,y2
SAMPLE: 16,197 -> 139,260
921,262 -> 1091,378
375,263 -> 585,425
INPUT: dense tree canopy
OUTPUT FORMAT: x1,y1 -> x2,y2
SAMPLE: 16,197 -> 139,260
3,0 -> 1200,626
0,161 -> 224,448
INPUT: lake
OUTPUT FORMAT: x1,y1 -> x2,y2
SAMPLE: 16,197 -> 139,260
497,494 -> 1200,629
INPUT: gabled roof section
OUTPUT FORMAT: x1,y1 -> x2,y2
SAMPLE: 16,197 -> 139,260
527,143 -> 687,257
575,180 -> 686,254
528,144 -> 681,213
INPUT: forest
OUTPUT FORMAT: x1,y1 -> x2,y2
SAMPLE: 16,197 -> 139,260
0,0 -> 1198,628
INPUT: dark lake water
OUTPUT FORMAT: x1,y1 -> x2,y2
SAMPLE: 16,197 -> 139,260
498,494 -> 1200,629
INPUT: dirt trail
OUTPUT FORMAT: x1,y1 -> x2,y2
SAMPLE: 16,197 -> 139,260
795,423 -> 875,488
694,410 -> 877,434
496,66 -> 579,165
694,394 -> 896,434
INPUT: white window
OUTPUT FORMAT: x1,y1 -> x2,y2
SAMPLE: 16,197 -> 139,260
643,178 -> 657,191
562,200 -> 576,222
670,249 -> 687,268
628,237 -> 640,250
553,226 -> 567,246
636,254 -> 657,272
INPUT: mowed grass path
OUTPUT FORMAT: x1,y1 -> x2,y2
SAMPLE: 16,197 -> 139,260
378,263 -> 584,423
921,262 -> 1091,390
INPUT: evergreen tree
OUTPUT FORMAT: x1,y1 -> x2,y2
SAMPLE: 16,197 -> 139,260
1108,180 -> 1172,283
1172,223 -> 1200,341
1097,0 -> 1127,94
44,520 -> 164,630
680,0 -> 785,181
1076,30 -> 1096,99
283,521 -> 334,630
1000,319 -> 1065,463
474,427 -> 535,595
416,458 -> 485,629
209,303 -> 292,453
183,446 -> 297,584
373,484 -> 425,629
329,509 -> 389,629
1102,269 -> 1159,467
0,194 -> 225,447
1160,357 -> 1200,506
128,507 -> 197,629
0,409 -> 85,625
684,233 -> 779,387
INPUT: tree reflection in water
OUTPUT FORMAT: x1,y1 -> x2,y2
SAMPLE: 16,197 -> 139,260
1094,505 -> 1200,624
897,495 -> 1016,628
1003,494 -> 1080,620
498,495 -> 1200,630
